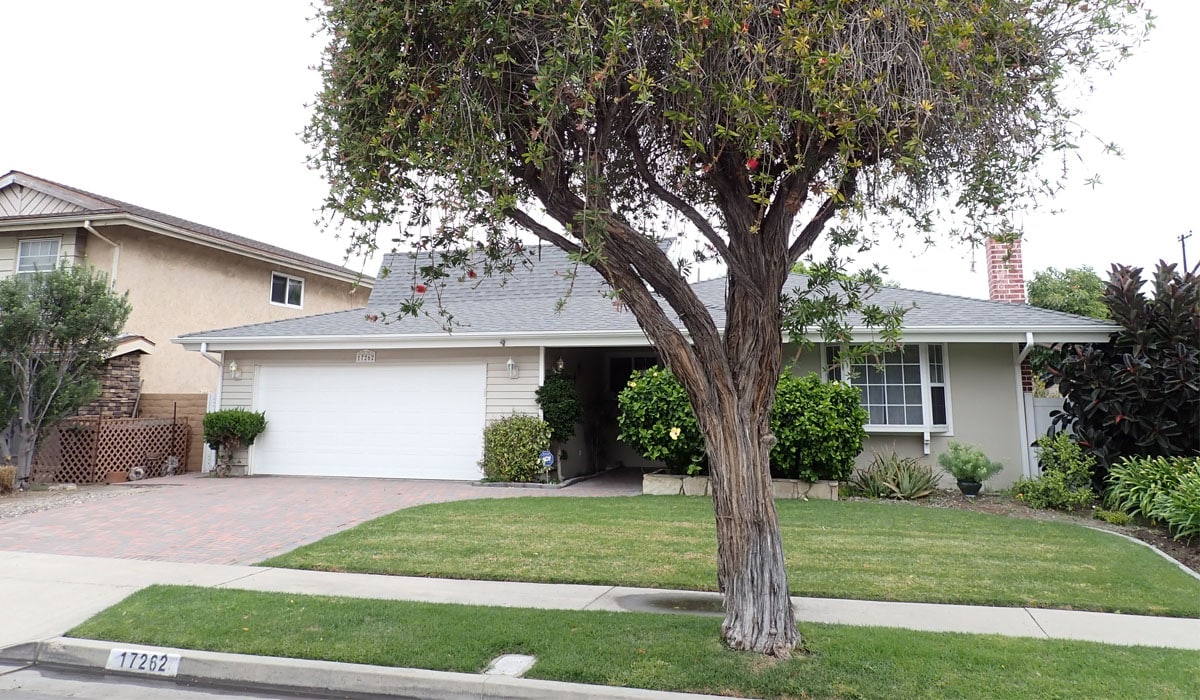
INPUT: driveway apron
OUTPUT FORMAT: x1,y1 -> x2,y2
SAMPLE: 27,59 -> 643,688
0,472 -> 639,565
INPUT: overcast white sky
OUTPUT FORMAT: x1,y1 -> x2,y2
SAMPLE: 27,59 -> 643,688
1,1 -> 1193,298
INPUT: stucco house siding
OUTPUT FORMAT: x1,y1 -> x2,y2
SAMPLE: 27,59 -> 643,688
81,225 -> 366,394
850,343 -> 1024,487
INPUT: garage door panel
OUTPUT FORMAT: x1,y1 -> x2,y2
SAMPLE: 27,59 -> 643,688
250,363 -> 486,479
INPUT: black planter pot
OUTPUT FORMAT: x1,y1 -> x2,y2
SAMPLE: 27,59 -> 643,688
956,479 -> 983,497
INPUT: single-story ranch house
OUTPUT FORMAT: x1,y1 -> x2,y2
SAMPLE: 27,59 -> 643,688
176,240 -> 1115,487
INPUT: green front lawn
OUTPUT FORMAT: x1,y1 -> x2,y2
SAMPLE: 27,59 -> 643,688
261,496 -> 1200,617
70,586 -> 1200,700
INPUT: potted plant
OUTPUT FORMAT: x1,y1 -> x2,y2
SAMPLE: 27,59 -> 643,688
938,442 -> 1003,497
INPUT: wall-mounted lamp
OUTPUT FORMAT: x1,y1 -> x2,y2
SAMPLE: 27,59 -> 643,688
506,357 -> 519,380
555,356 -> 566,372
227,359 -> 241,380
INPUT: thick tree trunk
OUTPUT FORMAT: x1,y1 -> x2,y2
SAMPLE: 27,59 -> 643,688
704,405 -> 800,656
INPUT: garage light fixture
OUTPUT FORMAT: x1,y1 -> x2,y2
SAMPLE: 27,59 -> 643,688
227,359 -> 241,380
506,357 -> 519,379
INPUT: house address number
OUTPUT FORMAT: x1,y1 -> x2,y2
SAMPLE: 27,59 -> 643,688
105,648 -> 182,677
356,349 -> 376,363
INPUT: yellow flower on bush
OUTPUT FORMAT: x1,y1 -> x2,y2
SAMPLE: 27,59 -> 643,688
669,426 -> 682,441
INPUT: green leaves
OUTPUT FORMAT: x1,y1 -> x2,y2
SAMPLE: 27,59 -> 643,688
617,367 -> 867,480
0,265 -> 131,481
480,414 -> 553,482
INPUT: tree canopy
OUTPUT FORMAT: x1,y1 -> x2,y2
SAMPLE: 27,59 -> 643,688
0,265 -> 130,485
308,0 -> 1148,657
1028,266 -> 1108,319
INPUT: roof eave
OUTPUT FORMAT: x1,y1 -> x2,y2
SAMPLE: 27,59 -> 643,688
0,212 -> 373,287
173,329 -> 656,352
176,323 -> 1114,353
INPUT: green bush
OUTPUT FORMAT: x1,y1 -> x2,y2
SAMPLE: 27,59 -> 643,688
1013,433 -> 1097,510
1014,471 -> 1096,511
616,366 -> 706,475
771,373 -> 868,482
202,409 -> 267,452
1104,456 -> 1196,522
937,442 -> 1003,483
1093,508 -> 1134,526
202,409 -> 267,476
848,452 -> 938,500
616,367 -> 868,479
535,372 -> 582,443
1150,466 -> 1200,542
480,414 -> 553,483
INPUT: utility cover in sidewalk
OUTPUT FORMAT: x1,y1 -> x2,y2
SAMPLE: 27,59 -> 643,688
484,654 -> 536,677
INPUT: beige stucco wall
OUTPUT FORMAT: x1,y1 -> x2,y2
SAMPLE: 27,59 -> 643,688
851,343 -> 1025,488
80,225 -> 367,394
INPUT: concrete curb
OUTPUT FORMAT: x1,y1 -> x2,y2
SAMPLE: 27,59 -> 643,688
1,637 -> 731,700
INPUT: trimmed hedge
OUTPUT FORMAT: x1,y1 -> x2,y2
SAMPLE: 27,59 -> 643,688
480,414 -> 552,483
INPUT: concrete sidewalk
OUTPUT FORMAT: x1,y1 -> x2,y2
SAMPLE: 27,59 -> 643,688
3,550 -> 1199,651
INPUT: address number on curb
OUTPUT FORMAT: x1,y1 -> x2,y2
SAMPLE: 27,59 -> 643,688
105,648 -> 182,677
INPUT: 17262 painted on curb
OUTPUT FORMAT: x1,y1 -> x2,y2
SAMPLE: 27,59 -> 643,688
105,648 -> 181,677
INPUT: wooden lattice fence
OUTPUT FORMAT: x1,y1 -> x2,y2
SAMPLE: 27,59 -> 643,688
32,417 -> 190,484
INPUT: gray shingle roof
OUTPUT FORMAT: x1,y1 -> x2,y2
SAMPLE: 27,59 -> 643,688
1,171 -> 371,282
180,244 -> 1113,342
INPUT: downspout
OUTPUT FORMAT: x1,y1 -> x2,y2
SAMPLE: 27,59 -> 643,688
82,220 -> 120,288
1017,331 -> 1036,362
199,342 -> 223,368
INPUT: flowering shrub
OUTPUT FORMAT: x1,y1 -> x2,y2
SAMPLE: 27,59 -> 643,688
479,414 -> 553,482
617,368 -> 867,479
616,366 -> 705,474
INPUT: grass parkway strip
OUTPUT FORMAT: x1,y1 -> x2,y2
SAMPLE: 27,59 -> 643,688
70,586 -> 1200,700
260,496 -> 1200,617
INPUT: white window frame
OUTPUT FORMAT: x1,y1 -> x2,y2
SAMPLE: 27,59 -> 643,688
16,237 -> 61,274
823,343 -> 953,435
269,272 -> 305,308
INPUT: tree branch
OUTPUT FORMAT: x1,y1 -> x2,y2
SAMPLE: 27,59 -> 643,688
626,128 -> 742,275
505,208 -> 583,257
786,167 -> 860,265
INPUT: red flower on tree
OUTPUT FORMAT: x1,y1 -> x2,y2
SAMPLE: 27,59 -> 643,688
415,284 -> 427,294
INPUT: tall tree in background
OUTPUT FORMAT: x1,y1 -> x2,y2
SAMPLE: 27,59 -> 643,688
1028,267 -> 1108,319
1027,266 -> 1108,378
308,0 -> 1147,655
0,266 -> 130,486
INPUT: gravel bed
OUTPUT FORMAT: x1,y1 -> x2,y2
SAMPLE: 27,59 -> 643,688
0,484 -> 143,520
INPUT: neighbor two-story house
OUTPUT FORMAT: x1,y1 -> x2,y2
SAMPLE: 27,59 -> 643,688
0,171 -> 371,470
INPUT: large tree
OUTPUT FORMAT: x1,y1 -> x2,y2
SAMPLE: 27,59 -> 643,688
1028,266 -> 1108,319
308,0 -> 1146,655
0,266 -> 131,486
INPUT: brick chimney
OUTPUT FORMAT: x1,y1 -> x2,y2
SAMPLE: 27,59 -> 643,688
986,236 -> 1034,393
985,236 -> 1026,303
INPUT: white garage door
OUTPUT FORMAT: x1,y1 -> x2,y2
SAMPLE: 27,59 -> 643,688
251,363 -> 486,480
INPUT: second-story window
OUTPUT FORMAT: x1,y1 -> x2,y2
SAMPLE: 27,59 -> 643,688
270,272 -> 304,308
17,238 -> 60,273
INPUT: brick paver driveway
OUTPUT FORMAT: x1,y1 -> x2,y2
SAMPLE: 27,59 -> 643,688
0,471 -> 641,565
